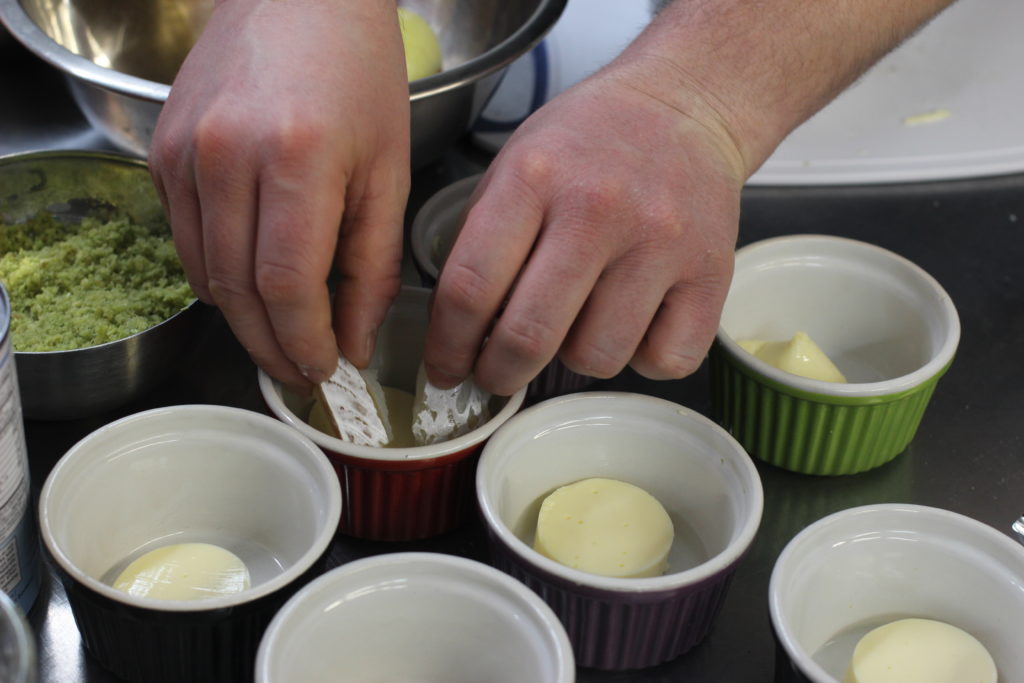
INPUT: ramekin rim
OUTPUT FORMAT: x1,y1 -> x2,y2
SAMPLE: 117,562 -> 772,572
254,551 -> 576,682
258,368 -> 526,462
409,173 -> 484,280
720,234 -> 960,397
37,404 -> 342,613
476,391 -> 765,593
767,502 -> 1024,682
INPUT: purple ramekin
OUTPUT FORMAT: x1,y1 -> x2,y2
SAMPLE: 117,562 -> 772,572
476,392 -> 763,670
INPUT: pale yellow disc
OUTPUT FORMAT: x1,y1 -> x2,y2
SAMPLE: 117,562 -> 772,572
113,542 -> 251,601
843,618 -> 997,683
533,477 -> 674,578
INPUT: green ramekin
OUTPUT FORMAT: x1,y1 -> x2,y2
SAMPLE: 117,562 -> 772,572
712,235 -> 960,476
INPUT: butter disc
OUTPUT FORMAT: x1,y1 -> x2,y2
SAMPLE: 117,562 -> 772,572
843,618 -> 997,683
113,542 -> 251,601
737,331 -> 847,382
533,478 -> 674,578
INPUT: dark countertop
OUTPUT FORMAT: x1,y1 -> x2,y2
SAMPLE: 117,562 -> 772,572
4,39 -> 1023,683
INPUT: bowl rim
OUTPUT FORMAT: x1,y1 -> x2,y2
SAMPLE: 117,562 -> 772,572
0,0 -> 568,102
258,366 -> 527,462
767,503 -> 1024,683
0,148 -> 199,355
37,404 -> 343,613
0,3 -> 168,100
0,147 -> 148,168
254,551 -> 576,683
409,172 -> 483,281
15,298 -> 200,356
476,391 -> 765,593
409,0 -> 568,101
716,234 -> 960,398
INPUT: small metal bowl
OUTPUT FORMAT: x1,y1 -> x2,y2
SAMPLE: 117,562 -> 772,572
0,0 -> 567,166
0,150 -> 200,421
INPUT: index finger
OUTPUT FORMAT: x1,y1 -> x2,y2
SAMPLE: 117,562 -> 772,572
422,169 -> 546,388
251,153 -> 349,383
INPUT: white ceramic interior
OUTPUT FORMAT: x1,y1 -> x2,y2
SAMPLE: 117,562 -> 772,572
410,174 -> 482,280
255,552 -> 574,683
476,392 -> 763,591
770,504 -> 1024,682
259,286 -> 525,462
718,235 -> 959,395
38,405 -> 341,611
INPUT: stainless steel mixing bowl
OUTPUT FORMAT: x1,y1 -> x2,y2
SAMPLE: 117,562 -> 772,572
0,150 -> 201,421
0,0 -> 567,166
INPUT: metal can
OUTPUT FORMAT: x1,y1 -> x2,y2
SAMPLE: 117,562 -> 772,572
0,283 -> 40,613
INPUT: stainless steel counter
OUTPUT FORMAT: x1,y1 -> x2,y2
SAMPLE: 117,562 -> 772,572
4,39 -> 1024,683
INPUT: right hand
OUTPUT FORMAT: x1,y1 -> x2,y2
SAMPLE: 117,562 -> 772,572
422,56 -> 746,396
149,0 -> 411,389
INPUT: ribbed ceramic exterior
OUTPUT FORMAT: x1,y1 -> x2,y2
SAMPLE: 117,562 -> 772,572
486,525 -> 741,671
526,358 -> 596,404
50,549 -> 329,683
322,445 -> 480,541
709,342 -> 951,475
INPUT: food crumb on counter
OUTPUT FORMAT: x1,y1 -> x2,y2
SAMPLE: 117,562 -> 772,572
902,108 -> 951,126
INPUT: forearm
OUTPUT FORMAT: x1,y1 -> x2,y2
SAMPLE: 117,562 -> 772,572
612,0 -> 957,178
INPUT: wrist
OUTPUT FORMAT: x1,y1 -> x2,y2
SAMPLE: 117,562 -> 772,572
597,52 -> 752,184
613,0 -> 956,180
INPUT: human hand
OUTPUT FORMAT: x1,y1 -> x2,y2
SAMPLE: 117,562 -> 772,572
422,56 -> 747,396
149,0 -> 410,389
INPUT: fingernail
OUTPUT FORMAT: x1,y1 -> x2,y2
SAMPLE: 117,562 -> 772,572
363,329 -> 378,363
298,364 -> 328,384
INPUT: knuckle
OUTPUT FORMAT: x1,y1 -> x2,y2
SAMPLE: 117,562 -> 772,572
697,243 -> 735,282
430,349 -> 478,382
193,111 -> 242,161
559,340 -> 627,380
508,145 -> 559,189
147,136 -> 177,171
276,329 -> 320,364
636,345 -> 705,380
193,108 -> 322,173
206,272 -> 254,308
254,259 -> 308,308
495,315 -> 557,365
436,262 -> 499,318
572,174 -> 625,217
641,195 -> 684,238
261,114 -> 325,165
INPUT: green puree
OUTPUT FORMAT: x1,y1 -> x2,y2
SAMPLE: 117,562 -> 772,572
0,213 -> 195,352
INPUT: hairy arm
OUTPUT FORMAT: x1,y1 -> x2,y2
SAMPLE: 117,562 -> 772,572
634,0 -> 957,177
